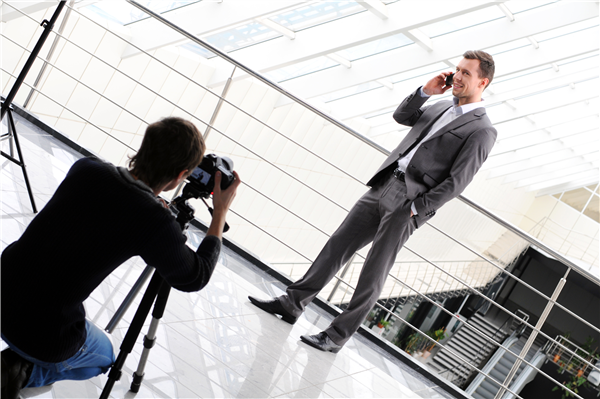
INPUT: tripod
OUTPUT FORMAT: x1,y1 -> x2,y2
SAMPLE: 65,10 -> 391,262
1,1 -> 67,214
100,186 -> 225,398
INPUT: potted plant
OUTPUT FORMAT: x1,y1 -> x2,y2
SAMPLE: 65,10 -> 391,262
421,328 -> 447,359
403,332 -> 422,355
377,320 -> 390,329
552,374 -> 589,399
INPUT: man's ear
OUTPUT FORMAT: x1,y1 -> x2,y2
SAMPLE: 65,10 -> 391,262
176,169 -> 188,182
480,78 -> 489,90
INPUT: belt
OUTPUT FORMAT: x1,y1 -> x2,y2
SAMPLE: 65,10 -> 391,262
392,168 -> 406,182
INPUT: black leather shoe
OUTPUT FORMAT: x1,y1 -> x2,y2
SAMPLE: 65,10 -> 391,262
248,296 -> 298,325
300,331 -> 342,353
1,349 -> 33,399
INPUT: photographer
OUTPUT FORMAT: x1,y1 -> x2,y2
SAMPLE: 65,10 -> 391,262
1,117 -> 240,398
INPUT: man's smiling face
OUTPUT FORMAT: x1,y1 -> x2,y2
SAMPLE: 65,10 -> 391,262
452,57 -> 488,105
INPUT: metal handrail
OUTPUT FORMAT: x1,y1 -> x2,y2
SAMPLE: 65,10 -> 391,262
126,0 -> 598,287
7,1 -> 598,308
2,2 -> 369,189
2,4 -> 546,312
125,0 -> 390,155
459,196 -> 600,285
3,4 -> 595,398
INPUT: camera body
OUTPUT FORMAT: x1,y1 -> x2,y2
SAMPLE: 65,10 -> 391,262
186,153 -> 234,198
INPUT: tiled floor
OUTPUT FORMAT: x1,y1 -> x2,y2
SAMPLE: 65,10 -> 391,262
1,112 -> 454,398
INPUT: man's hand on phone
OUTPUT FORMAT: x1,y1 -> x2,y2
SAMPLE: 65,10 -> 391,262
423,71 -> 454,96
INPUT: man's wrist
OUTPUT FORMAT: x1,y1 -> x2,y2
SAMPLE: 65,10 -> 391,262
419,86 -> 431,98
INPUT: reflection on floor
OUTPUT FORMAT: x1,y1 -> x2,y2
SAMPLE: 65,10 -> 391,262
1,112 -> 454,398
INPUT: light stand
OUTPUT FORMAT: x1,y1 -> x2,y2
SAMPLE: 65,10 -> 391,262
1,1 -> 67,213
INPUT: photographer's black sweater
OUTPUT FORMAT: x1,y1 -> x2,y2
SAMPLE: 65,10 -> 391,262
1,157 -> 221,362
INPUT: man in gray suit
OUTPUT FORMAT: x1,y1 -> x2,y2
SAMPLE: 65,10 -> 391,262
249,50 -> 497,353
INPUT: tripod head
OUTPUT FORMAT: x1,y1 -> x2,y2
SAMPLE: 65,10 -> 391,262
169,182 -> 230,233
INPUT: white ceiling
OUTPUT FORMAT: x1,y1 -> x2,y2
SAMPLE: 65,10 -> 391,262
21,0 -> 599,196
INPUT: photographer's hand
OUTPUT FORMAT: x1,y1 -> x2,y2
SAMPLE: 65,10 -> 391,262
423,71 -> 453,96
206,171 -> 241,240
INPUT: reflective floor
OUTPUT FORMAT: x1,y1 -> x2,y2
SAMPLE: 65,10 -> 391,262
1,112 -> 454,398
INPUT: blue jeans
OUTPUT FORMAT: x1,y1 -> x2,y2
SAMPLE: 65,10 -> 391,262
2,320 -> 115,387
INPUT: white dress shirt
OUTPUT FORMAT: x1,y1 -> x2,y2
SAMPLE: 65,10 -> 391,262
400,87 -> 485,215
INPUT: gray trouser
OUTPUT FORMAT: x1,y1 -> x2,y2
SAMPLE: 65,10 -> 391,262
279,173 -> 417,345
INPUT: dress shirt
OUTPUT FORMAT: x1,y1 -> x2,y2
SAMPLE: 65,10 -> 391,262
400,87 -> 485,215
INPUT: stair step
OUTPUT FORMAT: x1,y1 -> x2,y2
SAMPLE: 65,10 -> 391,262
495,361 -> 511,376
499,356 -> 515,369
475,381 -> 498,399
472,314 -> 510,334
490,368 -> 508,382
455,330 -> 493,347
445,338 -> 480,358
480,378 -> 501,394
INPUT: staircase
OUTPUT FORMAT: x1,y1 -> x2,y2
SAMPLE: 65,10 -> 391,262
466,328 -> 547,399
428,313 -> 511,386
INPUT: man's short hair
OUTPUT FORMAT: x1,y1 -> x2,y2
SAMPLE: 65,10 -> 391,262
128,117 -> 205,189
463,50 -> 495,88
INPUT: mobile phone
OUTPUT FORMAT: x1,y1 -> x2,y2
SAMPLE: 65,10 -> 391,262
445,73 -> 454,87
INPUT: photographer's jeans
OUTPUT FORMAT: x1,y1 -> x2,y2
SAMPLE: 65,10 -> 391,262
2,320 -> 115,388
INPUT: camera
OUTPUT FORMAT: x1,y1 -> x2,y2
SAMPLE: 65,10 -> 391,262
186,153 -> 234,198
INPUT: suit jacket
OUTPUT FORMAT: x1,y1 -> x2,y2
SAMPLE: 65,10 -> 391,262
367,87 -> 497,228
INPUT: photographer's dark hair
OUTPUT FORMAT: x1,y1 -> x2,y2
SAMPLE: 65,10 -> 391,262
463,50 -> 495,88
129,117 -> 205,190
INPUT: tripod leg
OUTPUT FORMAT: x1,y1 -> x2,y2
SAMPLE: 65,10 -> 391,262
6,111 -> 37,213
130,282 -> 171,393
105,265 -> 155,334
100,272 -> 164,399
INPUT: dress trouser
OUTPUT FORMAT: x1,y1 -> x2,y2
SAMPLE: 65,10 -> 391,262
279,172 -> 417,346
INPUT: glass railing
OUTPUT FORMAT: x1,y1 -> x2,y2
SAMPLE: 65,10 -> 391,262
2,2 -> 598,398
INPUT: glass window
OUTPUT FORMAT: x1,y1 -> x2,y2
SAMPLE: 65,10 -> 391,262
264,57 -> 339,82
78,1 -> 200,25
534,19 -> 598,43
583,194 -> 599,222
418,7 -> 504,38
561,188 -> 594,213
202,22 -> 281,53
504,0 -> 558,14
337,33 -> 413,61
390,62 -> 448,84
180,42 -> 216,59
269,2 -> 364,32
319,81 -> 383,103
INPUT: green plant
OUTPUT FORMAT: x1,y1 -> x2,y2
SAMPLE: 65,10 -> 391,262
552,374 -> 589,399
422,328 -> 447,352
377,319 -> 391,329
403,332 -> 422,354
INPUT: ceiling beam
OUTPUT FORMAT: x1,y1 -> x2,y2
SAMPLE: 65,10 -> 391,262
278,1 -> 597,105
356,0 -> 388,20
525,168 -> 599,193
258,18 -> 295,40
121,1 -> 309,58
536,176 -> 600,197
484,134 -> 599,171
208,0 -> 501,86
500,150 -> 598,182
310,31 -> 598,121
